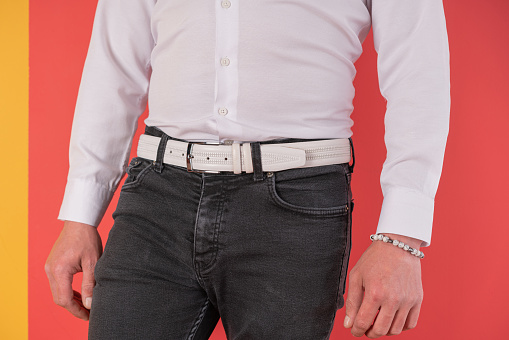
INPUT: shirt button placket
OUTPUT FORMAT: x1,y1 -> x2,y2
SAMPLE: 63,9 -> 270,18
215,0 -> 239,138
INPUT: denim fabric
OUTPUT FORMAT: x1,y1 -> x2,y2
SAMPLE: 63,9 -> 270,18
88,127 -> 354,340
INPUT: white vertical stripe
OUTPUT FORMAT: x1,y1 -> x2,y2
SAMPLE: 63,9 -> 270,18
215,0 -> 240,140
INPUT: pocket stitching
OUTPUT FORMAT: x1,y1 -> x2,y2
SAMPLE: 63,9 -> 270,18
267,174 -> 348,216
122,160 -> 154,190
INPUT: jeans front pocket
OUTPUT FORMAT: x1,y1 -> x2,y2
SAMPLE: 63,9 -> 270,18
121,157 -> 154,190
267,164 -> 350,217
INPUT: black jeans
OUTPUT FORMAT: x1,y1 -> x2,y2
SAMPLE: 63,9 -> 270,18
89,126 -> 355,339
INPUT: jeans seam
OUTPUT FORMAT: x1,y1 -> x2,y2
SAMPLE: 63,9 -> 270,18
327,307 -> 339,339
193,174 -> 207,288
210,179 -> 226,267
336,172 -> 353,308
194,178 -> 226,279
186,299 -> 212,340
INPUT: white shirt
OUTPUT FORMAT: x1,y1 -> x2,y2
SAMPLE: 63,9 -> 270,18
58,0 -> 450,247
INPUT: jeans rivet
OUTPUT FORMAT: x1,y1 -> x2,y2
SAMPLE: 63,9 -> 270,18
267,172 -> 273,177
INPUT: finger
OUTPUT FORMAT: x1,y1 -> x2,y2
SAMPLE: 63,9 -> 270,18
386,307 -> 410,336
45,268 -> 61,308
45,265 -> 70,309
81,259 -> 97,310
54,269 -> 90,321
344,272 -> 364,329
73,291 -> 91,319
365,305 -> 397,338
73,290 -> 85,308
403,303 -> 421,331
73,298 -> 90,320
350,295 -> 381,337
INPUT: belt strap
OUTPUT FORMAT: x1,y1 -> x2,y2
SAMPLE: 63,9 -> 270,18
137,134 -> 351,173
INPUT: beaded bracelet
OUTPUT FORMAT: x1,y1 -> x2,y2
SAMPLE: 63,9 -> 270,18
370,234 -> 425,259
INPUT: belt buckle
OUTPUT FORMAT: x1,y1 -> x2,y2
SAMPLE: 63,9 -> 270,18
186,140 -> 233,173
186,142 -> 206,173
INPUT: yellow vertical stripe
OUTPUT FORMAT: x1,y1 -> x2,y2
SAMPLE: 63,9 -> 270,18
0,1 -> 29,339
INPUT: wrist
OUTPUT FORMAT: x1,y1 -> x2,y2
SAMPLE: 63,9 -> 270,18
370,233 -> 425,259
64,220 -> 96,229
382,233 -> 423,250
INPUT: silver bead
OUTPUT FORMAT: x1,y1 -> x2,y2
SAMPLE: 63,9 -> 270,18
368,235 -> 424,259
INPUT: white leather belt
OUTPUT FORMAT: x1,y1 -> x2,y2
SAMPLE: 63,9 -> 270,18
137,134 -> 351,173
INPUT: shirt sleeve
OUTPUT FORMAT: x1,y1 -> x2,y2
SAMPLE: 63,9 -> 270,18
57,0 -> 156,227
368,0 -> 451,247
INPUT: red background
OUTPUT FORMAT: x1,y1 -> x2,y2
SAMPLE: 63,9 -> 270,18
29,1 -> 509,339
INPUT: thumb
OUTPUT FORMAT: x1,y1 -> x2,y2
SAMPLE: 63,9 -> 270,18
81,260 -> 97,310
344,274 -> 363,329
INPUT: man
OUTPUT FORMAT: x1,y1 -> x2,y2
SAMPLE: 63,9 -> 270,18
45,0 -> 450,339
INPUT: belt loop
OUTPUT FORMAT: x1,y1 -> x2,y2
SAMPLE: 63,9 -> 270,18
145,125 -> 164,137
251,142 -> 264,181
348,137 -> 355,174
154,134 -> 169,173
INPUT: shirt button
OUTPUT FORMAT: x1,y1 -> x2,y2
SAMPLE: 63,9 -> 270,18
221,0 -> 231,9
218,107 -> 229,116
220,57 -> 230,66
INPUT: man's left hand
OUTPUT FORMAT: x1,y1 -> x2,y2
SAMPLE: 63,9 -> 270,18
343,233 -> 423,338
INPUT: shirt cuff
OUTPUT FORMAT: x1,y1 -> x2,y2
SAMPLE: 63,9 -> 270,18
375,187 -> 435,248
57,179 -> 116,227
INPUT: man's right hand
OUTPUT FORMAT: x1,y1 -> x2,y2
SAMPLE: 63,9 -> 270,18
45,220 -> 103,321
